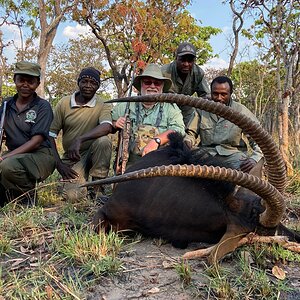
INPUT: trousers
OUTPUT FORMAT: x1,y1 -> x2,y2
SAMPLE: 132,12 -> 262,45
61,136 -> 112,201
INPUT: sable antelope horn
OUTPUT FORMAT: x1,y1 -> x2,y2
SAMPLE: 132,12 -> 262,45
106,94 -> 287,193
82,164 -> 285,228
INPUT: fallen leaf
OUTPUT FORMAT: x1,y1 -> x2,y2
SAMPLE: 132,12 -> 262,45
45,285 -> 53,299
30,262 -> 40,267
162,260 -> 173,269
11,258 -> 28,267
20,245 -> 29,253
147,287 -> 160,294
272,265 -> 286,280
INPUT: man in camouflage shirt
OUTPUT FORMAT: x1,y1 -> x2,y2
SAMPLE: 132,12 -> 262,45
161,42 -> 210,127
185,76 -> 263,174
113,64 -> 185,167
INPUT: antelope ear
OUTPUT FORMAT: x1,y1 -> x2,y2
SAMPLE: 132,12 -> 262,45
249,158 -> 264,179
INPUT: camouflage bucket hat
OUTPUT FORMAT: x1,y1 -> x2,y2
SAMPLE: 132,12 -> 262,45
14,61 -> 41,77
133,63 -> 172,93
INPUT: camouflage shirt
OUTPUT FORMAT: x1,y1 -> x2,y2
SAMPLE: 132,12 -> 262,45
112,102 -> 185,154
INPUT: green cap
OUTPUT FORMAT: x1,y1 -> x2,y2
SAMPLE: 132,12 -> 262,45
14,61 -> 41,77
133,63 -> 172,93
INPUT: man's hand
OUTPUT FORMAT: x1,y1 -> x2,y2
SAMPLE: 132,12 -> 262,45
183,136 -> 194,149
56,161 -> 79,180
240,158 -> 256,173
142,139 -> 159,156
114,116 -> 127,129
67,139 -> 81,161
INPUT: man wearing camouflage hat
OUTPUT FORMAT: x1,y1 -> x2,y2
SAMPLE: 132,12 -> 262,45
0,61 -> 56,206
49,67 -> 113,202
113,63 -> 185,168
161,42 -> 210,127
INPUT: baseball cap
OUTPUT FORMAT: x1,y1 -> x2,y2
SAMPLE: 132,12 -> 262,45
176,42 -> 196,57
14,61 -> 41,77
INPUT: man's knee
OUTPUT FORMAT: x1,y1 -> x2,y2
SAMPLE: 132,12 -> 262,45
93,136 -> 112,151
0,158 -> 21,181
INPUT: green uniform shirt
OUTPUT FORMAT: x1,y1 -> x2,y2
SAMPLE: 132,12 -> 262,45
50,92 -> 112,153
161,61 -> 209,96
161,61 -> 210,126
186,99 -> 263,162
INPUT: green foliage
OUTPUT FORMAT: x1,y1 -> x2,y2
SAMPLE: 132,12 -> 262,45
1,85 -> 16,99
0,236 -> 11,256
269,244 -> 300,263
73,0 -> 220,96
230,59 -> 280,134
175,259 -> 192,285
286,171 -> 300,196
46,36 -> 111,99
59,204 -> 90,228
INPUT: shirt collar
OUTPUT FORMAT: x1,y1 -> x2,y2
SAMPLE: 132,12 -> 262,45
11,92 -> 40,109
70,91 -> 97,108
141,102 -> 159,111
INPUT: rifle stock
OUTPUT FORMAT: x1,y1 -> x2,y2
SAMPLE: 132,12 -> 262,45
114,63 -> 136,175
115,109 -> 131,175
0,101 -> 7,153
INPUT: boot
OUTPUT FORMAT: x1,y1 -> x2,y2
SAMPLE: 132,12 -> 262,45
90,177 -> 110,204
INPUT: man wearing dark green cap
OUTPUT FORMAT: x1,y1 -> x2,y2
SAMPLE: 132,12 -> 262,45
113,63 -> 185,168
161,42 -> 210,127
0,61 -> 56,206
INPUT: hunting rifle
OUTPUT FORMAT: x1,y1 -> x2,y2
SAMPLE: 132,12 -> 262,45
0,101 -> 7,153
114,64 -> 136,175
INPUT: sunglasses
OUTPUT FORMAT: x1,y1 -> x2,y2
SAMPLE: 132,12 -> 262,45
142,79 -> 163,87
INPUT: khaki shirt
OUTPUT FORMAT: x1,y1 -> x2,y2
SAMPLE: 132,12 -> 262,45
50,92 -> 112,152
186,99 -> 263,162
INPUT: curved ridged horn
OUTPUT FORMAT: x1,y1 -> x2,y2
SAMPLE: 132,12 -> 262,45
82,164 -> 285,228
106,94 -> 287,193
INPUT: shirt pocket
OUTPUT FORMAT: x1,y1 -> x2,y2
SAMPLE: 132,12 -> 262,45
199,118 -> 214,145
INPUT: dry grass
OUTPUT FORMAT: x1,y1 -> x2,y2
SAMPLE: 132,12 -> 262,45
0,162 -> 299,298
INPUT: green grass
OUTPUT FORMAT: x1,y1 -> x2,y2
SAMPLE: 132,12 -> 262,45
174,259 -> 192,285
0,166 -> 299,298
0,180 -> 125,298
52,225 -> 124,276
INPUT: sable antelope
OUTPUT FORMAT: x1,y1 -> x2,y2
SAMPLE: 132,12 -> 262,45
84,94 -> 299,263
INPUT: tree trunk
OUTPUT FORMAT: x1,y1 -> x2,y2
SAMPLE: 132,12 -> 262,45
227,0 -> 250,76
36,0 -> 78,98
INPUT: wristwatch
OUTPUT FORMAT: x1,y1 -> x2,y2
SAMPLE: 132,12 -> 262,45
153,137 -> 161,147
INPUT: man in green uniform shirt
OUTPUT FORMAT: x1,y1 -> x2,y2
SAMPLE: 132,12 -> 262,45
49,67 -> 113,201
161,42 -> 210,127
113,63 -> 185,167
185,75 -> 263,174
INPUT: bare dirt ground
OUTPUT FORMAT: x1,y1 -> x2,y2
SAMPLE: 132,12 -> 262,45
85,238 -> 300,300
85,240 -> 212,300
